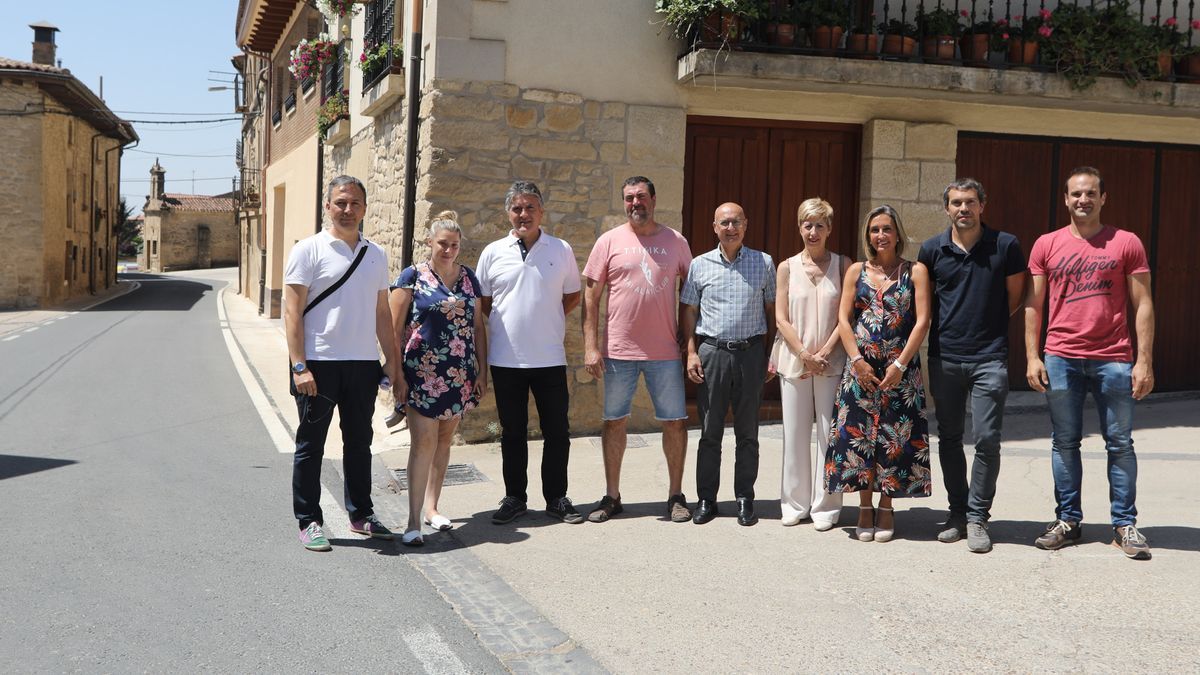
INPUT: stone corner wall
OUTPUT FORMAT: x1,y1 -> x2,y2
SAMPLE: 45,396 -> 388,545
414,79 -> 686,442
859,119 -> 957,249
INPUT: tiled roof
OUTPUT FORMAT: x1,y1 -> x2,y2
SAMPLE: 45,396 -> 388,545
162,193 -> 236,212
0,56 -> 66,74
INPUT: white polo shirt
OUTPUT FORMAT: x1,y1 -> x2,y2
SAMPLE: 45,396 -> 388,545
283,229 -> 389,361
476,230 -> 581,368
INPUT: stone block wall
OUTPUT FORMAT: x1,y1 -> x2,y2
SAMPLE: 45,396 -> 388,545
415,79 -> 686,441
859,120 -> 957,248
0,83 -> 44,308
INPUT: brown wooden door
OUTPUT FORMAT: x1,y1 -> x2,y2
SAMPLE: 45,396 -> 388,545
958,133 -> 1197,391
684,117 -> 862,420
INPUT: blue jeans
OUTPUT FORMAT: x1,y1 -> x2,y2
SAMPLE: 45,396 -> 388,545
1043,355 -> 1138,526
929,358 -> 1007,523
601,358 -> 687,421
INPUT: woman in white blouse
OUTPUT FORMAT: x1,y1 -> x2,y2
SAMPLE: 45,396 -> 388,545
772,197 -> 847,530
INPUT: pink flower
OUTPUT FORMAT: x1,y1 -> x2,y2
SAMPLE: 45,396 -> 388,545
1002,32 -> 1010,39
421,376 -> 449,397
1166,17 -> 1177,27
996,18 -> 1008,26
449,337 -> 467,357
1193,19 -> 1200,29
1038,25 -> 1053,37
1039,8 -> 1051,19
960,9 -> 968,17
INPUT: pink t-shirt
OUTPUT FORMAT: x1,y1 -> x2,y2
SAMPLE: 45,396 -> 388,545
1028,225 -> 1149,362
583,223 -> 692,360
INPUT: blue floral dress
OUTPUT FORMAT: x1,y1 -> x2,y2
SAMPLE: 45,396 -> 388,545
825,262 -> 931,497
393,262 -> 482,420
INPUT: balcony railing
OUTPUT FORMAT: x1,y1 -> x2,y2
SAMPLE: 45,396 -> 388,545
679,0 -> 1200,86
283,91 -> 297,112
322,49 -> 345,102
363,0 -> 399,90
271,109 -> 282,126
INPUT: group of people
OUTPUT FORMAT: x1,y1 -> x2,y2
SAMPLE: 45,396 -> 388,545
283,167 -> 1156,561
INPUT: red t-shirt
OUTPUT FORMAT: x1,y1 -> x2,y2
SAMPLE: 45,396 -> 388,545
1028,225 -> 1149,362
583,223 -> 692,360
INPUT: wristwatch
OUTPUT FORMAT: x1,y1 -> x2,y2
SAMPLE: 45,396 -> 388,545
850,355 -> 864,364
892,360 -> 908,373
292,361 -> 307,374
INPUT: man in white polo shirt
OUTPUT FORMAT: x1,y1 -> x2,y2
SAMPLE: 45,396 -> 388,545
476,181 -> 583,524
283,175 -> 398,551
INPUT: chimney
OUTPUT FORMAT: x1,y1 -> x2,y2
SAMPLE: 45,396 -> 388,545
30,21 -> 59,66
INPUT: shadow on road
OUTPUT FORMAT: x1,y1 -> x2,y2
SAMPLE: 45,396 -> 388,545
0,454 -> 77,480
83,274 -> 214,312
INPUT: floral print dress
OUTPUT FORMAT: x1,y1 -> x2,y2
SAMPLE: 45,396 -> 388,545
393,262 -> 482,420
825,262 -> 931,497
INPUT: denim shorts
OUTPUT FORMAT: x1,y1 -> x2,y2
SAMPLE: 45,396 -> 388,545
602,358 -> 687,421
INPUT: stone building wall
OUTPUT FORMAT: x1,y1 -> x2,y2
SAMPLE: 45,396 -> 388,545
858,120 -> 957,247
0,82 -> 44,308
414,79 -> 687,441
143,210 -> 238,272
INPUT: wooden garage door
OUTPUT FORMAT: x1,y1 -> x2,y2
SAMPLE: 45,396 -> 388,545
684,117 -> 862,419
958,133 -> 1197,391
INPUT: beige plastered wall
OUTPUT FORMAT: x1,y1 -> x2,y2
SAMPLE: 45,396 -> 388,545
263,135 -> 321,318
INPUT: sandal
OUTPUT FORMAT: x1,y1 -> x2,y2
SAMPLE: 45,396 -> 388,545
401,529 -> 424,547
875,507 -> 895,543
587,495 -> 623,523
856,506 -> 875,542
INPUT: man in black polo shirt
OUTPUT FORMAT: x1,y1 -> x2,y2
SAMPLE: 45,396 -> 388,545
918,178 -> 1025,553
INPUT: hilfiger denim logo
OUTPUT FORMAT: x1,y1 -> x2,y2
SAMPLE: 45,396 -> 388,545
1048,252 -> 1118,303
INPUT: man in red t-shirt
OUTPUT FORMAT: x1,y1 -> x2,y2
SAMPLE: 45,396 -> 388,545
1024,166 -> 1156,560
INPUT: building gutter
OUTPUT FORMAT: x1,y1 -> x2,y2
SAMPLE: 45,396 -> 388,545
400,0 -> 423,268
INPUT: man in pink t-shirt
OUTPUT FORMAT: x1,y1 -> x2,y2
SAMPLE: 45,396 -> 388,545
1024,166 -> 1156,560
582,176 -> 693,524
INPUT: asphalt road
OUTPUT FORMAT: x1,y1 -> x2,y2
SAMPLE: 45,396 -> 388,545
0,273 -> 504,673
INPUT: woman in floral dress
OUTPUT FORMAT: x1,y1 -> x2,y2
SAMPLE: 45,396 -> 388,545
389,211 -> 488,546
826,205 -> 931,543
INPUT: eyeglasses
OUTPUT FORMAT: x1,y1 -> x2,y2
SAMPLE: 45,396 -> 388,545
716,219 -> 745,228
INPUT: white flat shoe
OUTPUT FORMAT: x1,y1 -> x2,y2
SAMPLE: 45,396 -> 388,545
874,507 -> 895,542
424,514 -> 452,531
401,530 -> 424,547
781,513 -> 803,527
813,519 -> 836,532
856,506 -> 875,542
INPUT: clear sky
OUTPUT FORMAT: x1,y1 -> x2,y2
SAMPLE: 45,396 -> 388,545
2,1 -> 243,214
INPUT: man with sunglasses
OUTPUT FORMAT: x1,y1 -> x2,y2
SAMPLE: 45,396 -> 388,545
284,175 -> 398,551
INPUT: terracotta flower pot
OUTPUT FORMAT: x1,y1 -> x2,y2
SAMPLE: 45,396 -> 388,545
1179,53 -> 1200,80
811,26 -> 845,52
921,35 -> 956,61
1008,38 -> 1039,65
881,34 -> 917,57
1156,50 -> 1172,78
773,23 -> 797,46
843,33 -> 879,59
959,33 -> 989,65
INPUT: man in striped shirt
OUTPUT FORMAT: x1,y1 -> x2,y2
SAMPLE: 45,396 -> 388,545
681,202 -> 776,526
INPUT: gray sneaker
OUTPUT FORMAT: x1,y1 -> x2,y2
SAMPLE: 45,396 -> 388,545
1114,524 -> 1152,560
966,521 -> 992,553
937,514 -> 967,543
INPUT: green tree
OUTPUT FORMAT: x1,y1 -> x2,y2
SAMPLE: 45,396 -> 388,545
115,197 -> 141,258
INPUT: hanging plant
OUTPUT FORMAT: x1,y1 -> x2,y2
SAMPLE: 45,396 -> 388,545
288,34 -> 338,82
357,41 -> 403,72
317,89 -> 350,137
318,0 -> 363,18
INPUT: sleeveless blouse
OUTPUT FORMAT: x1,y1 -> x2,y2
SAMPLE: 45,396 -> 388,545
773,252 -> 846,379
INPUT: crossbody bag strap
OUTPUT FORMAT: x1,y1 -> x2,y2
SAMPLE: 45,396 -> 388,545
303,243 -> 369,316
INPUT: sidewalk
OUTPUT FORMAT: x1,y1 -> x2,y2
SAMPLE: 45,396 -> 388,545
221,282 -> 1200,673
0,280 -> 137,339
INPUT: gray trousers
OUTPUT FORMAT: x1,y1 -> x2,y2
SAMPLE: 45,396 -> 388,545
696,340 -> 766,501
929,358 -> 1008,523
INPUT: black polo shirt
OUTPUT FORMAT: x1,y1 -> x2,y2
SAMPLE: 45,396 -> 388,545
917,224 -> 1025,363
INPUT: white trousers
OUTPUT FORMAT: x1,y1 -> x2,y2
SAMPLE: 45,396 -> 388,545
780,375 -> 843,525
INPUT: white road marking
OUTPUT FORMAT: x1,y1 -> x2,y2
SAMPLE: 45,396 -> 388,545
23,327 -> 38,333
319,483 -> 352,538
2,335 -> 19,342
216,287 -> 296,453
402,626 -> 468,674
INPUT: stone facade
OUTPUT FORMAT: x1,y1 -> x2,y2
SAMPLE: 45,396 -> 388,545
141,204 -> 238,273
0,81 -> 45,308
859,120 -> 957,249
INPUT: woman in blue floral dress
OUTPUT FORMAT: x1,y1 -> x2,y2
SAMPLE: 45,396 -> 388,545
826,205 -> 931,543
389,211 -> 488,545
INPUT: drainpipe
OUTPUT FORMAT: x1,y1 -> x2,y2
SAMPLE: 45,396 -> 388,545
104,139 -> 127,287
88,131 -> 104,294
315,135 -> 325,233
400,0 -> 424,268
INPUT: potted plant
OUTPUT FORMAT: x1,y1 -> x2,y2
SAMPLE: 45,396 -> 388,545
843,11 -> 878,58
655,0 -> 764,49
763,0 -> 800,47
318,0 -> 364,18
288,34 -> 338,82
1178,23 -> 1200,79
357,41 -> 402,73
317,89 -> 349,138
1005,9 -> 1052,66
878,17 -> 918,57
800,0 -> 853,51
916,6 -> 961,61
1043,0 -> 1157,89
959,12 -> 997,65
1144,15 -> 1189,77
